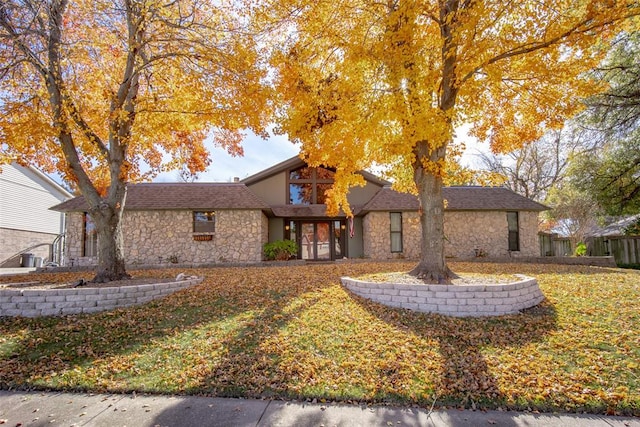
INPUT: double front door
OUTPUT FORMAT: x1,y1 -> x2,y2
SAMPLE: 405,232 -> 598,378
287,220 -> 346,260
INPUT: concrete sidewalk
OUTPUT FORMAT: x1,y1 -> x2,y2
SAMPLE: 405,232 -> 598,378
0,391 -> 638,427
0,267 -> 36,276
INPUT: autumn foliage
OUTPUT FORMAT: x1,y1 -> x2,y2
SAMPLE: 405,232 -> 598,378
0,0 -> 269,186
1,262 -> 638,415
266,0 -> 640,281
0,0 -> 271,281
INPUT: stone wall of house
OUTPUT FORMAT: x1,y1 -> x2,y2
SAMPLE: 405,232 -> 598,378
516,211 -> 541,258
0,228 -> 57,267
261,213 -> 269,256
65,213 -> 94,267
363,212 -> 421,260
64,209 -> 267,267
363,210 -> 540,260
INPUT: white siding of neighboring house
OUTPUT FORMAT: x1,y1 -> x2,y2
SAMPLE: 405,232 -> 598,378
0,163 -> 70,235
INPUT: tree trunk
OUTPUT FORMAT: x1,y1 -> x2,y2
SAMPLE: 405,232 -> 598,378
89,189 -> 130,283
409,144 -> 458,284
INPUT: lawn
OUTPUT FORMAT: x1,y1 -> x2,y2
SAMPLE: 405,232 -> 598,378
0,262 -> 638,415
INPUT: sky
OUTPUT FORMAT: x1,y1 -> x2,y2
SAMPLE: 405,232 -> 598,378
42,125 -> 491,189
154,130 -> 299,183
153,125 -> 490,183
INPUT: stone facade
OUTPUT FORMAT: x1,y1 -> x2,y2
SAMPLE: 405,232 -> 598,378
444,210 -> 540,258
363,212 -> 421,260
0,228 -> 57,267
363,210 -> 540,260
65,209 -> 267,267
65,207 -> 540,266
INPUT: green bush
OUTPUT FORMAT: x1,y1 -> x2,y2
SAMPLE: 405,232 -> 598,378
623,217 -> 640,236
263,240 -> 297,261
575,242 -> 587,257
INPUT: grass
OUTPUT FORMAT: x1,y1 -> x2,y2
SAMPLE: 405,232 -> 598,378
0,261 -> 638,415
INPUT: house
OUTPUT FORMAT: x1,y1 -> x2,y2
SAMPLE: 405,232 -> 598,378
51,156 -> 548,266
0,162 -> 72,267
585,214 -> 640,264
586,214 -> 640,238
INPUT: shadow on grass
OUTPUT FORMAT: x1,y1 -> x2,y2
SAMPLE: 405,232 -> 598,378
0,262 -> 561,414
349,292 -> 558,411
0,263 -> 398,393
0,266 -> 323,391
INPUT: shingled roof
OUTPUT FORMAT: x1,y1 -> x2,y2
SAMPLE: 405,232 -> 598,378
51,183 -> 270,212
362,186 -> 549,212
269,204 -> 364,218
52,182 -> 547,214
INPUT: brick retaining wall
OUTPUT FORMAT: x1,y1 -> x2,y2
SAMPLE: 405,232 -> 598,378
342,275 -> 544,317
0,277 -> 203,318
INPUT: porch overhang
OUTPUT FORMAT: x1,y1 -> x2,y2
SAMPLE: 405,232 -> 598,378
269,204 -> 364,218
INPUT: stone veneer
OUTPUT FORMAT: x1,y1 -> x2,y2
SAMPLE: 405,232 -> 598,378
0,277 -> 203,318
363,211 -> 421,260
363,210 -> 540,260
342,275 -> 544,317
65,209 -> 267,267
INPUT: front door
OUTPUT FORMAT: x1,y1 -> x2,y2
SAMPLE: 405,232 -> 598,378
288,220 -> 345,260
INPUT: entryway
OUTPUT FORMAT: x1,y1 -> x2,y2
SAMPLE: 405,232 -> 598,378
286,220 -> 346,261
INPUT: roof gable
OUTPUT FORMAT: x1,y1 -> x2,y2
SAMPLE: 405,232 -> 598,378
240,155 -> 390,187
51,182 -> 269,212
362,186 -> 549,212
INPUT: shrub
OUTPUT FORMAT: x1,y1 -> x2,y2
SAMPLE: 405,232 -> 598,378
575,242 -> 587,257
623,217 -> 640,236
263,240 -> 297,261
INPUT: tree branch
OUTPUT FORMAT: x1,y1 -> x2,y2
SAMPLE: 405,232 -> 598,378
460,10 -> 640,85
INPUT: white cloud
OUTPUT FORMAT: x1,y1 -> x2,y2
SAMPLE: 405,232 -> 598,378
46,125 -> 491,187
153,130 -> 299,183
149,124 -> 491,183
455,123 -> 491,169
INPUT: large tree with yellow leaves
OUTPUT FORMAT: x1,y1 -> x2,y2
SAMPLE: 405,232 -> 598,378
0,0 -> 270,281
269,0 -> 639,282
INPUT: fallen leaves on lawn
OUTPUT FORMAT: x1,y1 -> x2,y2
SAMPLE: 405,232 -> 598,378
0,262 -> 638,416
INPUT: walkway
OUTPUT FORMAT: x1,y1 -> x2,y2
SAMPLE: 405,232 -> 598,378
1,391 -> 638,426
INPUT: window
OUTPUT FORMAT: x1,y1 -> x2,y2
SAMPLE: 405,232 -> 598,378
83,213 -> 98,257
193,211 -> 215,233
507,211 -> 519,251
289,183 -> 314,204
288,166 -> 335,204
390,212 -> 403,253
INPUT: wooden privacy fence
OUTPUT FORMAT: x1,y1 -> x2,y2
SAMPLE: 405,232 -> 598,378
539,233 -> 572,257
586,236 -> 640,265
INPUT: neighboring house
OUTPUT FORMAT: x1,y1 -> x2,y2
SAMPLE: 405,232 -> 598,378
0,162 -> 72,267
585,214 -> 640,264
586,214 -> 640,238
52,156 -> 548,266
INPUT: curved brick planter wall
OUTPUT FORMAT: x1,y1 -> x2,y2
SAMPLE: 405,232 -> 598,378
341,275 -> 544,317
0,277 -> 203,318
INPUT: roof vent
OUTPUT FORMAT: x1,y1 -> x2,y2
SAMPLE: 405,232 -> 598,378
233,177 -> 240,182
